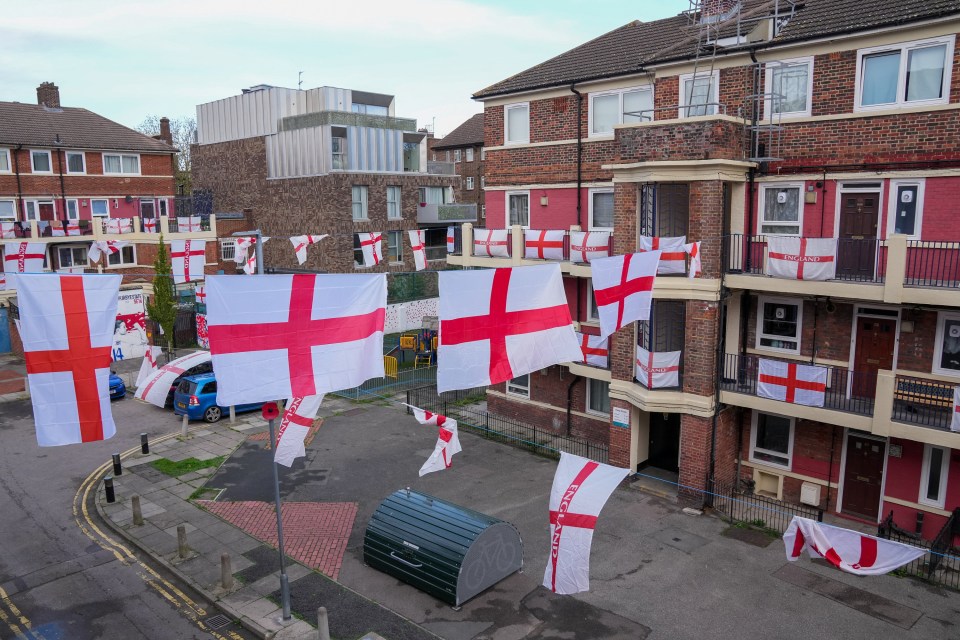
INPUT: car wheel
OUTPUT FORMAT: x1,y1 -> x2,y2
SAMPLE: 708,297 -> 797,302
204,406 -> 222,423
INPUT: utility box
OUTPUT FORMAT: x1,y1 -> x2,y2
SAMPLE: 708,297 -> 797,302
363,489 -> 523,607
800,482 -> 821,507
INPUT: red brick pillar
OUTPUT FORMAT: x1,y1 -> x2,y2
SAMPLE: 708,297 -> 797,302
688,180 -> 725,279
609,399 -> 633,469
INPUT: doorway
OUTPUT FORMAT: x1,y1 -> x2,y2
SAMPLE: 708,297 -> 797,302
837,189 -> 879,280
841,432 -> 885,520
648,413 -> 680,473
851,315 -> 896,399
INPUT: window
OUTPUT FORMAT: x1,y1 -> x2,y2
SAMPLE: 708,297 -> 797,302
465,177 -> 475,190
480,147 -> 486,161
465,148 -> 474,162
480,204 -> 486,222
387,230 -> 402,263
765,57 -> 813,117
889,180 -> 924,237
454,149 -> 462,162
419,186 -> 447,205
107,245 -> 136,266
352,186 -> 368,220
158,199 -> 168,216
504,103 -> 530,144
102,153 -> 140,175
91,199 -> 110,217
586,281 -> 600,321
58,246 -> 88,269
759,183 -> 802,235
0,200 -> 15,220
445,150 -> 451,162
403,141 -> 420,172
678,71 -> 719,117
220,239 -> 236,262
756,296 -> 802,353
919,444 -> 950,508
933,311 -> 960,376
332,137 -> 347,170
387,186 -> 401,220
506,373 -> 530,398
66,199 -> 79,220
480,176 -> 485,189
856,37 -> 954,110
589,86 -> 653,135
353,235 -> 365,268
507,191 -> 529,228
351,103 -> 389,116
586,379 -> 610,416
750,412 -> 794,469
24,200 -> 54,221
0,148 -> 10,172
65,151 -> 86,174
589,189 -> 614,231
30,150 -> 52,173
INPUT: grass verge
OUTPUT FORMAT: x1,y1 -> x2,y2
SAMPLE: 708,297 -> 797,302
151,456 -> 225,477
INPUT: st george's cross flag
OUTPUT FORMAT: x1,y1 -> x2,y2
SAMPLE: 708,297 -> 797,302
88,240 -> 130,263
234,237 -> 256,264
952,388 -> 960,433
767,237 -> 836,281
206,273 -> 386,405
135,350 -> 211,407
524,229 -> 565,260
591,251 -> 661,340
639,235 -> 687,274
0,221 -> 16,239
274,395 -> 324,467
408,230 -> 428,271
569,231 -> 610,263
358,232 -> 384,267
135,344 -> 159,388
143,218 -> 158,233
177,216 -> 202,232
685,242 -> 702,279
290,234 -> 329,265
4,242 -> 45,274
543,452 -> 629,594
473,229 -> 510,258
575,332 -> 609,368
437,264 -> 582,393
104,218 -> 132,234
757,358 -> 827,407
405,405 -> 463,476
170,240 -> 206,284
784,517 -> 926,576
18,274 -> 121,446
446,226 -> 456,253
635,346 -> 681,388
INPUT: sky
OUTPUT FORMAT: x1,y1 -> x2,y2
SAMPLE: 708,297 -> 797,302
2,0 -> 691,137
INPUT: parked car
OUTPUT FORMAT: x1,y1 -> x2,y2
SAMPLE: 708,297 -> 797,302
109,372 -> 126,400
172,373 -> 263,423
163,360 -> 214,408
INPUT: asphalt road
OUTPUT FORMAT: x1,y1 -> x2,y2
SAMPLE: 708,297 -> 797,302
0,396 -> 256,640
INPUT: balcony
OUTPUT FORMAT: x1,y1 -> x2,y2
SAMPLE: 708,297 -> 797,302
426,161 -> 456,175
416,203 -> 477,224
0,215 -> 219,244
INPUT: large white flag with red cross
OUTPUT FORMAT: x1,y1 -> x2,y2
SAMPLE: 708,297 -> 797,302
757,358 -> 827,407
639,236 -> 686,274
473,229 -> 509,257
768,237 -> 836,281
543,452 -> 629,594
171,240 -> 206,284
19,274 -> 121,446
206,273 -> 386,405
358,232 -> 384,267
437,264 -> 582,393
784,516 -> 926,576
635,346 -> 681,388
575,332 -> 608,368
405,405 -> 463,476
105,218 -> 132,234
177,216 -> 201,232
274,395 -> 324,467
4,242 -> 45,273
569,231 -> 610,263
408,230 -> 427,271
591,251 -> 660,340
135,350 -> 211,407
135,344 -> 159,388
952,388 -> 960,433
524,229 -> 565,260
290,234 -> 329,265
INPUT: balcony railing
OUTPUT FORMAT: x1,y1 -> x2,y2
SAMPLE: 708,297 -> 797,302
417,203 -> 478,224
1,215 -> 216,240
892,374 -> 955,432
424,245 -> 446,262
904,241 -> 960,288
447,225 -> 462,256
725,234 -> 886,283
426,161 -> 456,175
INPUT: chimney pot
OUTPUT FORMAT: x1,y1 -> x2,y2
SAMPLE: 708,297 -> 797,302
37,82 -> 61,108
159,117 -> 173,145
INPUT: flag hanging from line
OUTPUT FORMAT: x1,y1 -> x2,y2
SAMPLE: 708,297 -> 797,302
408,230 -> 427,271
170,239 -> 206,284
575,332 -> 609,368
685,241 -> 702,279
274,395 -> 324,467
358,232 -> 384,267
88,240 -> 130,263
136,344 -> 159,388
290,234 -> 329,265
404,404 -> 463,476
591,251 -> 660,340
639,235 -> 686,274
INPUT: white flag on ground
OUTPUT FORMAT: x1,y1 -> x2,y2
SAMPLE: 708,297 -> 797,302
408,230 -> 427,271
290,234 -> 329,265
591,251 -> 660,340
543,452 -> 629,594
767,237 -> 837,281
784,516 -> 926,576
404,405 -> 463,476
757,358 -> 827,407
136,344 -> 159,388
19,274 -> 121,446
274,395 -> 324,467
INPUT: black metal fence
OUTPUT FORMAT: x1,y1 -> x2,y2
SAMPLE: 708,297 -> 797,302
146,308 -> 197,350
905,241 -> 960,288
878,509 -> 960,591
892,374 -> 954,431
406,385 -> 608,463
713,480 -> 823,534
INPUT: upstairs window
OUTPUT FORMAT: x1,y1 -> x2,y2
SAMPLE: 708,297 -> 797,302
419,186 -> 447,205
504,103 -> 529,144
465,147 -> 474,162
108,245 -> 136,266
31,150 -> 52,173
589,188 -> 614,231
103,153 -> 140,175
91,199 -> 110,217
759,184 -> 802,235
454,149 -> 461,162
679,71 -> 719,117
756,296 -> 802,354
387,186 -> 401,220
220,239 -> 236,262
66,151 -> 86,174
919,444 -> 950,508
889,180 -> 924,238
934,311 -> 960,377
387,230 -> 402,264
857,37 -> 953,110
750,412 -> 794,469
351,186 -> 368,220
0,149 -> 10,172
765,57 -> 813,118
465,177 -> 475,190
507,191 -> 529,228
0,200 -> 16,220
590,86 -> 653,135
331,136 -> 347,170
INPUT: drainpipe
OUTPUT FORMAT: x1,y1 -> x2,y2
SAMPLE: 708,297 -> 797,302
13,144 -> 24,218
570,84 -> 583,227
55,137 -> 67,222
824,425 -> 837,514
566,375 -> 581,436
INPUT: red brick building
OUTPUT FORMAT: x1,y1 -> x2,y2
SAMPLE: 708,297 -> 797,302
430,114 -> 486,225
450,0 -> 960,541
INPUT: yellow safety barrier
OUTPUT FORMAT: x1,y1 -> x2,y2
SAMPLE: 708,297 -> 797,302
400,335 -> 416,350
384,355 -> 398,379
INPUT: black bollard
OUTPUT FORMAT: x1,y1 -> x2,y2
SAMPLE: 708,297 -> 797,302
104,476 -> 116,503
112,453 -> 122,476
140,433 -> 149,455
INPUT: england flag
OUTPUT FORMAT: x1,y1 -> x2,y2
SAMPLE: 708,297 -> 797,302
473,229 -> 510,258
569,231 -> 610,263
767,237 -> 836,281
3,242 -> 46,274
784,517 -> 926,576
357,232 -> 383,267
639,236 -> 686,274
591,251 -> 660,340
575,332 -> 609,368
290,234 -> 329,265
757,358 -> 827,407
408,230 -> 427,271
524,229 -> 565,260
405,405 -> 463,476
274,395 -> 324,467
635,346 -> 681,389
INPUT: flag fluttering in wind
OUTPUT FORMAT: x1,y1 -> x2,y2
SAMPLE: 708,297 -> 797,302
405,405 -> 463,476
591,251 -> 660,339
290,235 -> 329,265
274,395 -> 324,467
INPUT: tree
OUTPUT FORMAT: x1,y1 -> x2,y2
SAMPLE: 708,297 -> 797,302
146,236 -> 177,356
136,115 -> 196,193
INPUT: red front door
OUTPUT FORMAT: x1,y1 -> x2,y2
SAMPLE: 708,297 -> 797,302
852,317 -> 896,399
841,433 -> 885,520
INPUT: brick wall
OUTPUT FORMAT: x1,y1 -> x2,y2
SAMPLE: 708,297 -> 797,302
616,118 -> 746,163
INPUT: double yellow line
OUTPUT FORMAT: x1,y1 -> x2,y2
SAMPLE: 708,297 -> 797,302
0,584 -> 36,640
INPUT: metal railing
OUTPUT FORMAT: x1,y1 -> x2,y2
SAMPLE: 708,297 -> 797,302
892,374 -> 955,431
424,246 -> 446,262
332,365 -> 438,401
713,480 -> 823,534
725,234 -> 886,283
719,353 -> 877,416
905,241 -> 960,288
879,510 -> 960,591
167,215 -> 213,233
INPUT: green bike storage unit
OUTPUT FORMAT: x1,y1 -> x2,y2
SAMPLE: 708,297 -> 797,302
363,489 -> 523,607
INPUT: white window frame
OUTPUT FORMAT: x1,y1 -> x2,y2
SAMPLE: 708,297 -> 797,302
107,244 -> 137,267
480,147 -> 486,161
454,149 -> 462,162
588,85 -> 654,137
749,411 -> 795,470
585,378 -> 610,416
0,148 -> 10,173
919,444 -> 950,509
588,187 -> 615,231
102,153 -> 141,175
763,56 -> 814,118
158,198 -> 168,217
65,151 -> 86,174
465,177 -> 475,190
887,179 -> 925,238
855,36 -> 955,112
386,186 -> 402,220
933,311 -> 960,377
586,280 -> 600,322
23,199 -> 55,221
758,182 -> 804,236
220,239 -> 236,262
66,198 -> 80,220
465,147 -> 474,162
351,185 -> 368,220
504,102 -> 530,145
678,70 -> 720,117
387,230 -> 403,264
480,176 -> 485,189
90,198 -> 110,217
505,190 -> 530,229
756,295 -> 803,354
506,373 -> 530,398
0,199 -> 16,220
58,245 -> 89,269
30,149 -> 52,173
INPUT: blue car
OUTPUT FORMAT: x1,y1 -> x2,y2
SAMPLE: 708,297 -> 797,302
109,373 -> 126,400
173,373 -> 263,423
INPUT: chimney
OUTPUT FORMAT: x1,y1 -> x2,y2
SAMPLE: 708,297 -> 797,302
36,82 -> 61,108
701,0 -> 740,23
159,117 -> 173,145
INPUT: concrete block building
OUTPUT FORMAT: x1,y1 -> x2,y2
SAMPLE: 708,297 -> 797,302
430,114 -> 486,226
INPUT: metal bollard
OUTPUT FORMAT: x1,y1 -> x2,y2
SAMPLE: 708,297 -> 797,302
140,432 -> 150,454
131,495 -> 144,526
316,607 -> 330,640
177,524 -> 188,559
229,405 -> 236,424
104,476 -> 116,503
181,413 -> 189,437
221,553 -> 233,590
112,453 -> 122,476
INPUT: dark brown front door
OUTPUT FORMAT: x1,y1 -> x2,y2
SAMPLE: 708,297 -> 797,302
852,316 -> 896,398
648,413 -> 680,473
842,433 -> 885,520
838,192 -> 879,280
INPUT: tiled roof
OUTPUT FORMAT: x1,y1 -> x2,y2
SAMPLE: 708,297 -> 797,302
432,113 -> 485,149
0,102 -> 176,153
474,0 -> 960,98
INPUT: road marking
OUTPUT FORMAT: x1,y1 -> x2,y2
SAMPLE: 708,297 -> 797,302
0,584 -> 39,639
